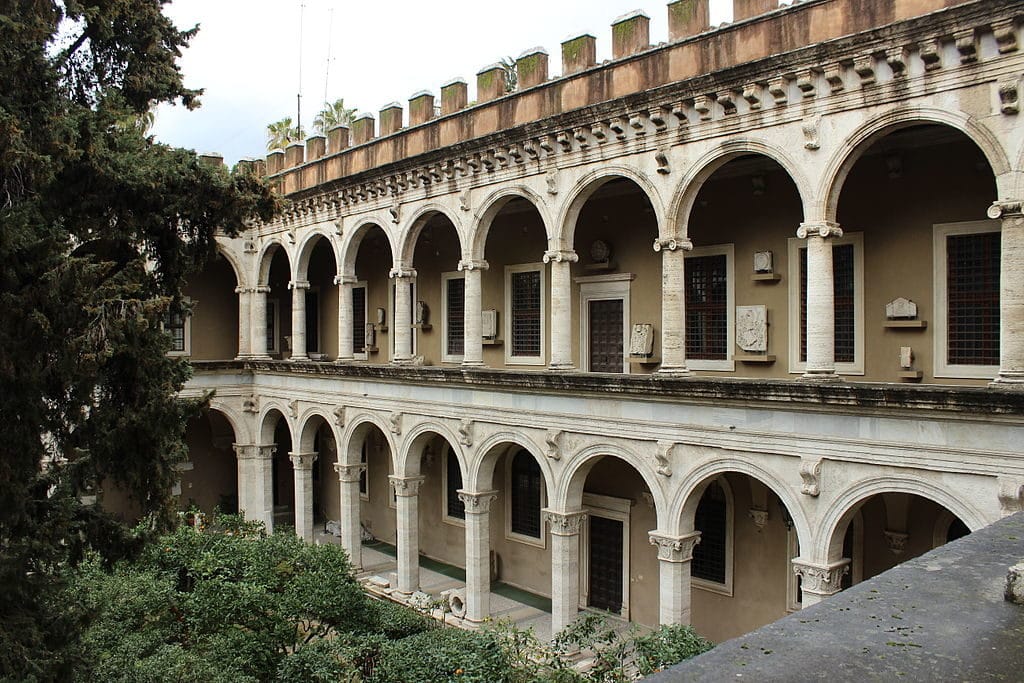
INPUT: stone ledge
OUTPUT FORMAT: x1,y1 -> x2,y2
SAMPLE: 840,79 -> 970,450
190,360 -> 1024,416
648,513 -> 1024,681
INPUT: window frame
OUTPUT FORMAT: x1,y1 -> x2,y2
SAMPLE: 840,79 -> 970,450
787,232 -> 865,375
504,449 -> 547,549
164,297 -> 192,357
504,263 -> 547,366
576,273 -> 633,374
352,281 -> 369,361
580,492 -> 632,620
442,446 -> 466,527
266,298 -> 280,355
691,476 -> 734,597
932,220 -> 1001,379
684,245 -> 735,372
359,439 -> 369,501
305,285 -> 321,356
441,270 -> 466,364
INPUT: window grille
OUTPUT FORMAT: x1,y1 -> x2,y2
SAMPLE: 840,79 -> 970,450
510,450 -> 541,538
511,270 -> 541,357
685,254 -> 728,360
799,243 -> 855,363
446,277 -> 465,357
947,232 -> 999,365
446,450 -> 465,520
266,300 -> 277,352
692,480 -> 727,584
352,286 -> 366,353
166,311 -> 186,352
359,441 -> 367,496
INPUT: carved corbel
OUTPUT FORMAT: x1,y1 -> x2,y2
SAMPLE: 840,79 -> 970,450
886,46 -> 908,77
591,122 -> 608,143
545,429 -> 562,461
453,159 -> 468,177
799,457 -> 822,496
389,412 -> 403,435
749,508 -> 769,530
539,135 -> 555,154
508,144 -> 523,163
242,393 -> 259,413
692,94 -> 713,121
466,155 -> 481,173
458,418 -> 474,447
481,152 -> 496,171
955,29 -> 977,64
608,118 -> 627,140
523,139 -> 539,159
992,19 -> 1019,54
648,106 -> 669,131
802,114 -> 821,151
628,111 -> 648,133
655,149 -> 670,175
287,399 -> 299,419
573,128 -> 589,149
717,90 -> 738,114
742,83 -> 762,110
853,54 -> 876,85
998,477 -> 1024,514
998,79 -> 1020,115
767,77 -> 788,105
919,39 -> 941,71
429,164 -> 443,182
883,529 -> 909,555
796,69 -> 818,98
493,147 -> 508,166
654,440 -> 674,477
555,131 -> 572,151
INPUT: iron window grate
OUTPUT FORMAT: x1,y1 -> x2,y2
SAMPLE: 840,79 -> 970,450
447,277 -> 465,356
692,480 -> 727,584
799,243 -> 855,364
947,232 -> 999,365
511,270 -> 541,357
685,254 -> 728,360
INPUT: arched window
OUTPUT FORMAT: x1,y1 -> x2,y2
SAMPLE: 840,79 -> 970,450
509,450 -> 542,539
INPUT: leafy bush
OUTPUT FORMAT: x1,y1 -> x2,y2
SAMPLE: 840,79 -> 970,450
369,598 -> 435,639
632,624 -> 714,676
370,627 -> 511,683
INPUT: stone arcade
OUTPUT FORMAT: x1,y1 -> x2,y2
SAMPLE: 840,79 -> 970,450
163,0 -> 1024,643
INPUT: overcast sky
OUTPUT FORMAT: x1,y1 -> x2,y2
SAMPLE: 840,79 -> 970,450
152,0 -> 737,165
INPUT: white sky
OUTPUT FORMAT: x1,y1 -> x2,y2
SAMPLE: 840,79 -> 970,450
152,0 -> 735,165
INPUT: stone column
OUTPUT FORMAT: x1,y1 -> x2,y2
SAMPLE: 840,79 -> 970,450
459,490 -> 498,622
543,250 -> 579,370
649,531 -> 701,625
544,508 -> 587,634
797,222 -> 843,380
791,558 -> 850,607
390,475 -> 425,594
335,274 -> 356,363
289,279 -> 310,360
458,259 -> 488,367
654,237 -> 694,375
289,451 -> 318,542
335,463 -> 365,568
390,266 -> 416,363
235,286 -> 252,359
251,285 -> 272,359
990,200 -> 1024,386
234,443 -> 275,532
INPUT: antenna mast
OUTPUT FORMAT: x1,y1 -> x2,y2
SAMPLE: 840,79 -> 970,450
324,7 -> 334,105
297,2 -> 305,139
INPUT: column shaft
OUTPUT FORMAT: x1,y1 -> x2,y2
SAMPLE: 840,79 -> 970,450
391,270 -> 415,362
290,281 -> 309,360
799,222 -> 842,379
544,250 -> 578,370
655,239 -> 692,374
337,276 -> 355,362
290,452 -> 317,542
235,286 -> 252,359
235,444 -> 274,532
251,286 -> 271,358
391,476 -> 424,594
545,509 -> 586,634
461,262 -> 486,367
649,531 -> 700,625
994,202 -> 1024,384
336,464 -> 364,568
460,490 -> 497,622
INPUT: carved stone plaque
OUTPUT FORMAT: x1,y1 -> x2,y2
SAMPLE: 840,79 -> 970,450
736,305 -> 768,352
753,250 -> 774,274
886,297 -> 917,320
630,323 -> 654,357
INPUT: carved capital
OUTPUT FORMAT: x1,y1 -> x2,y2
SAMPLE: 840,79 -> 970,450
234,443 -> 275,461
799,457 -> 822,497
457,259 -> 489,272
543,509 -> 587,536
457,489 -> 498,513
883,529 -> 909,555
988,200 -> 1023,220
254,285 -> 272,295
542,249 -> 578,264
796,222 -> 843,240
653,237 -> 693,253
792,559 -> 850,597
289,451 -> 318,470
649,531 -> 701,563
334,463 -> 365,483
288,280 -> 310,291
389,475 -> 425,497
389,266 -> 417,279
334,274 -> 358,286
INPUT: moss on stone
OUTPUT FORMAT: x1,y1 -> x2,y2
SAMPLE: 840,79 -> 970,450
477,70 -> 496,92
517,54 -> 541,80
613,19 -> 636,45
669,0 -> 697,25
562,36 -> 588,64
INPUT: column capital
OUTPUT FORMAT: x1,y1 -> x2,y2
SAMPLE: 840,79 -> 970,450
653,237 -> 693,253
334,462 -> 366,483
389,474 -> 426,497
255,285 -> 272,294
288,451 -> 318,470
334,274 -> 358,286
457,489 -> 498,513
542,249 -> 578,264
797,221 -> 843,239
648,530 -> 701,563
233,443 -> 276,460
457,258 -> 490,272
988,199 -> 1024,219
234,285 -> 251,294
791,558 -> 850,598
542,508 -> 587,536
389,265 -> 417,279
288,279 -> 310,290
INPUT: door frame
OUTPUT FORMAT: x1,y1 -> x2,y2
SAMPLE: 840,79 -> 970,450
580,492 -> 632,621
576,273 -> 634,373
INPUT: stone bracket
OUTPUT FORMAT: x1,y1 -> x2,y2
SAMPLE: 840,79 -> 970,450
799,457 -> 822,496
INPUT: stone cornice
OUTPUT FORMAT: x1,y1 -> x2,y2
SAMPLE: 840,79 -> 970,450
192,360 -> 1024,417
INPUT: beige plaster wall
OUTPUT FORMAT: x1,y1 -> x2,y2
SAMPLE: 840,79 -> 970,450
268,248 -> 292,359
179,412 -> 238,514
185,257 -> 238,361
307,241 -> 339,359
360,428 -> 398,544
410,217 -> 462,366
315,422 -> 340,523
354,229 -> 393,363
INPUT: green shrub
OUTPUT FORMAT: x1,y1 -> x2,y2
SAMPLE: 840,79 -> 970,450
274,638 -> 360,682
368,598 -> 435,639
632,624 -> 714,676
370,627 -> 511,683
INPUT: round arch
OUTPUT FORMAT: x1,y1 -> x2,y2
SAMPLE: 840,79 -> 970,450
397,204 -> 467,266
257,404 -> 294,446
557,444 -> 667,526
339,216 -> 397,279
395,420 -> 466,480
669,456 -> 812,553
818,107 -> 1011,223
213,237 -> 247,289
294,226 -> 341,282
668,139 -> 812,239
469,432 -> 554,502
339,413 -> 398,469
817,475 -> 989,564
255,237 -> 292,287
470,186 -> 554,260
205,400 -> 250,444
296,407 -> 341,454
555,167 -> 667,251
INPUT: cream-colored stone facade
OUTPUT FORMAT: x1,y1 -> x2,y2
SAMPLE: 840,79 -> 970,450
170,0 -> 1024,643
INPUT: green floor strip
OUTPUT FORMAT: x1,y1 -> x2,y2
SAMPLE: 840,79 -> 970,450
361,540 -> 550,612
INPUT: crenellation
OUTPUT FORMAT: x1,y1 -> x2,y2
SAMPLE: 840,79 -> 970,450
351,113 -> 375,145
733,0 -> 778,23
561,33 -> 597,75
440,78 -> 468,116
327,123 -> 349,153
476,63 -> 506,103
305,134 -> 326,161
378,102 -> 403,136
284,140 -> 304,168
668,0 -> 710,41
611,10 -> 651,59
516,48 -> 549,89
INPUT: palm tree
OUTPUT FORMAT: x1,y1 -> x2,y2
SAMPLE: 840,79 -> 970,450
266,117 -> 303,151
313,98 -> 357,135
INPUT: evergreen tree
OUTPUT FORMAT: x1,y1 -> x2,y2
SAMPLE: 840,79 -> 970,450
0,2 -> 277,677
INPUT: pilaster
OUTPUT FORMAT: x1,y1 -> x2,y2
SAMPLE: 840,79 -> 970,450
543,250 -> 579,371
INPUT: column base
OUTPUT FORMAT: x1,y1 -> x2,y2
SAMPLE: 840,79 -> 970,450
655,366 -> 691,377
289,355 -> 309,362
547,363 -> 577,372
249,354 -> 272,361
461,360 -> 486,368
799,370 -> 843,381
334,357 -> 355,364
991,372 -> 1024,388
